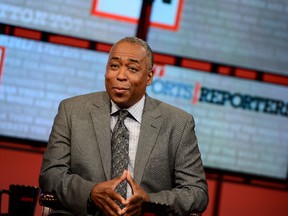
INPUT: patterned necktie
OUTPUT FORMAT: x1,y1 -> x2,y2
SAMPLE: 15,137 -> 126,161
111,109 -> 129,199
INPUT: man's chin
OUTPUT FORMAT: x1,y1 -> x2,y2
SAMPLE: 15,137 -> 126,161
112,97 -> 130,109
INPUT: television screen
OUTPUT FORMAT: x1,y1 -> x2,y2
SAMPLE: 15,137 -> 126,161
0,35 -> 107,141
147,65 -> 288,180
0,35 -> 287,180
147,0 -> 288,76
0,0 -> 137,44
1,0 -> 287,75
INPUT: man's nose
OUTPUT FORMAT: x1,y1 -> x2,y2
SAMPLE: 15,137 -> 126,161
116,67 -> 127,80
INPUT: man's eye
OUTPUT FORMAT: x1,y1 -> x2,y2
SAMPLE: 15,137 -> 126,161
110,64 -> 119,69
128,67 -> 138,72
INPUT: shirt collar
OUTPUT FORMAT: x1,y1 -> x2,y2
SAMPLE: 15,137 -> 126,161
110,95 -> 145,123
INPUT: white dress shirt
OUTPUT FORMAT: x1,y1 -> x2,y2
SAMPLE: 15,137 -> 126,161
110,95 -> 145,198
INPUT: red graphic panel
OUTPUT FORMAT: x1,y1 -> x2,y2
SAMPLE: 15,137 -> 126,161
153,65 -> 166,77
0,46 -> 6,82
91,0 -> 184,31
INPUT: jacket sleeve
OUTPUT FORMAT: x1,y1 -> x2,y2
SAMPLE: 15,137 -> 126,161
39,100 -> 96,215
147,114 -> 209,215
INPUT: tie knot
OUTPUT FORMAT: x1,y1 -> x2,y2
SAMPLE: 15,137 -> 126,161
118,110 -> 129,122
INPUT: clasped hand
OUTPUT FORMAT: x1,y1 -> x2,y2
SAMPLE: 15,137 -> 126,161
90,170 -> 150,216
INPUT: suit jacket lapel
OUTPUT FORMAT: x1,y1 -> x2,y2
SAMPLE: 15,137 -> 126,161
89,93 -> 162,183
134,96 -> 162,184
90,93 -> 112,180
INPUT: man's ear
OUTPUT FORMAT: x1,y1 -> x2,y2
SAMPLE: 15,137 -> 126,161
147,69 -> 154,86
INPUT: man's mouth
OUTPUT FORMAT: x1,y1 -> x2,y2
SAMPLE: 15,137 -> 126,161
113,87 -> 128,94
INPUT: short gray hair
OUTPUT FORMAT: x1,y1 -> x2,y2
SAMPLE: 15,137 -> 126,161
112,36 -> 154,70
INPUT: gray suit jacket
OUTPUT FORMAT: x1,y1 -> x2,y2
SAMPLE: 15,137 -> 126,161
39,92 -> 208,216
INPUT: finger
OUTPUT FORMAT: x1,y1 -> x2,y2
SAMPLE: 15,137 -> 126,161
126,176 -> 151,203
126,170 -> 132,181
91,182 -> 125,213
111,175 -> 129,206
126,170 -> 136,193
121,170 -> 128,180
121,199 -> 142,216
94,192 -> 120,216
112,171 -> 128,190
127,194 -> 142,205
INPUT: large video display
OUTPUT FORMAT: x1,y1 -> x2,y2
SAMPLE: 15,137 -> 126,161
0,35 -> 107,141
147,0 -> 288,76
147,65 -> 288,180
1,0 -> 288,75
0,35 -> 287,180
0,0 -> 137,44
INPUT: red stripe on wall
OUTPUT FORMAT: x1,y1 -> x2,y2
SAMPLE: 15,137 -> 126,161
181,59 -> 211,71
235,68 -> 257,80
154,53 -> 176,65
5,26 -> 11,35
14,28 -> 42,40
96,43 -> 112,53
218,66 -> 232,75
263,74 -> 288,86
49,35 -> 90,48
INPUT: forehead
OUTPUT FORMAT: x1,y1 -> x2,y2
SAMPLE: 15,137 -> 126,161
109,41 -> 147,62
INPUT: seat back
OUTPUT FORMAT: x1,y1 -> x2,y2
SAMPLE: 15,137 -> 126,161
39,191 -> 63,216
0,184 -> 39,216
38,193 -> 203,216
142,201 -> 172,215
141,201 -> 202,216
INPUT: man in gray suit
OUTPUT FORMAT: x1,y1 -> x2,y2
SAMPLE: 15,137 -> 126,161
39,36 -> 208,216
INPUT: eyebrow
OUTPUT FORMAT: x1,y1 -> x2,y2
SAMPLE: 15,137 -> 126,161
110,56 -> 140,64
129,58 -> 140,64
